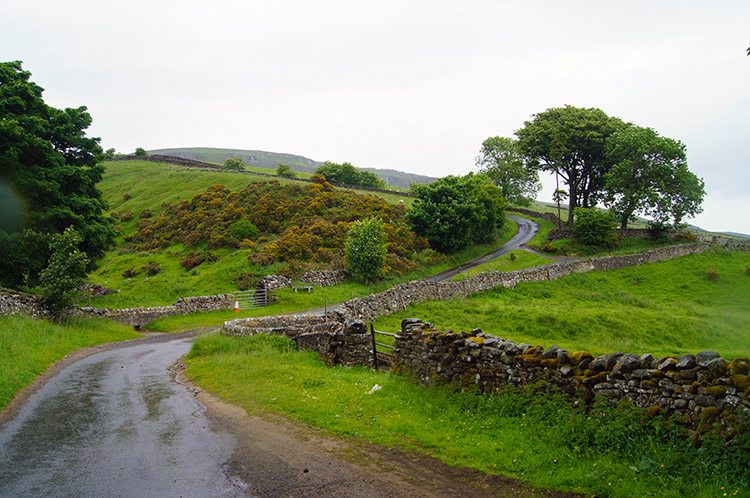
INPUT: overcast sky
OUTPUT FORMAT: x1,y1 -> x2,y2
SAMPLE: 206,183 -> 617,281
3,1 -> 749,234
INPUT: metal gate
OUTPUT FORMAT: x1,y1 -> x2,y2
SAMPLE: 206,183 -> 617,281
233,289 -> 267,310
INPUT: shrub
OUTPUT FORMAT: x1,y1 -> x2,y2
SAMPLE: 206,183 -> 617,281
573,208 -> 617,247
134,147 -> 147,156
276,163 -> 296,177
248,253 -> 274,266
223,157 -> 246,170
345,217 -> 387,282
706,269 -> 720,281
120,212 -> 133,222
139,209 -> 152,219
122,266 -> 140,278
123,192 -> 131,200
230,218 -> 260,241
141,260 -> 161,276
180,251 -> 216,270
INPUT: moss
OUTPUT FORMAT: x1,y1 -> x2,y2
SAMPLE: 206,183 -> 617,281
584,372 -> 608,385
688,381 -> 704,394
540,358 -> 558,369
516,354 -> 543,365
730,357 -> 750,376
640,380 -> 657,390
701,406 -> 720,422
649,369 -> 665,379
466,336 -> 485,345
706,385 -> 726,398
646,405 -> 662,418
720,410 -> 736,423
569,351 -> 594,365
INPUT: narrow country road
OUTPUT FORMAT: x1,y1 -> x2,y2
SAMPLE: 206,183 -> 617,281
422,214 -> 539,282
0,333 -> 249,497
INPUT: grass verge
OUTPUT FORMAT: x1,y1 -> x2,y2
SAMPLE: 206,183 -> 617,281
185,332 -> 750,498
0,314 -> 141,412
374,249 -> 750,359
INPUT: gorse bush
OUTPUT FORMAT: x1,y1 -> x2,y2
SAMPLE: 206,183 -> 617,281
130,180 -> 427,276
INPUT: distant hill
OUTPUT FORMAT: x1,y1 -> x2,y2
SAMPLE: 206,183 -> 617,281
148,147 -> 437,189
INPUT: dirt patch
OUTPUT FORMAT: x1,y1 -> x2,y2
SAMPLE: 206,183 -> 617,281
179,365 -> 584,498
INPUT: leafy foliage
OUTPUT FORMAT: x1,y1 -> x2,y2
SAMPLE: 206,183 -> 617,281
230,217 -> 259,241
134,147 -> 147,156
39,227 -> 89,316
276,163 -> 296,177
130,179 -> 426,276
573,207 -> 617,247
475,136 -> 540,206
222,156 -> 246,170
407,173 -> 506,253
603,126 -> 705,229
516,105 -> 625,225
0,61 -> 115,287
315,160 -> 386,188
345,217 -> 387,282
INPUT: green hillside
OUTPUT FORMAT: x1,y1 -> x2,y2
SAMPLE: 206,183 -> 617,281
147,147 -> 437,188
89,159 -> 514,308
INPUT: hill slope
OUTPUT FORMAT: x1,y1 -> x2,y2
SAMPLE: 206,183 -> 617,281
148,147 -> 437,189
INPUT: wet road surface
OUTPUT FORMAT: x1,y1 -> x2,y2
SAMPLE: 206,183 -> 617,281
0,335 -> 249,497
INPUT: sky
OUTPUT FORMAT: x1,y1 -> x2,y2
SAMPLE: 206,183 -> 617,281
2,1 -> 749,234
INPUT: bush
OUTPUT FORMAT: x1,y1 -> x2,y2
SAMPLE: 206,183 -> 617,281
276,163 -> 296,177
142,260 -> 161,276
706,269 -> 720,281
120,212 -> 133,222
139,208 -> 152,219
573,208 -> 617,246
134,147 -> 147,157
123,192 -> 131,200
345,217 -> 387,282
248,253 -> 274,266
122,266 -> 140,278
230,218 -> 260,241
223,157 -> 246,170
179,251 -> 217,270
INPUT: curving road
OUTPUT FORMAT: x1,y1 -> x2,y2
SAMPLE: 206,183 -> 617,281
422,214 -> 539,282
0,333 -> 249,497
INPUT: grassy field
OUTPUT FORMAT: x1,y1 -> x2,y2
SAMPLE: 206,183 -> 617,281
185,332 -> 749,498
0,314 -> 141,412
374,248 -> 750,359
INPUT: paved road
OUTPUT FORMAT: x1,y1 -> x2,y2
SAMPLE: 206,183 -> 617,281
422,214 -> 539,282
0,334 -> 249,498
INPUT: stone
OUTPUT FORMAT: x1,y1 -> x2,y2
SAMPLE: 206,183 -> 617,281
557,350 -> 570,365
675,354 -> 696,370
590,354 -> 611,371
696,351 -> 721,366
611,354 -> 641,377
542,345 -> 559,358
639,353 -> 655,369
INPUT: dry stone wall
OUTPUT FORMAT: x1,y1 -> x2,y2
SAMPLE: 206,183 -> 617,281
1,289 -> 235,328
338,243 -> 714,323
394,319 -> 750,431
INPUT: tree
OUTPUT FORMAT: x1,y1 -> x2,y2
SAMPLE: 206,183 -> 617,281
406,173 -> 506,253
345,217 -> 387,282
134,147 -> 147,156
39,226 -> 89,318
516,105 -> 625,226
276,163 -> 295,177
315,161 -> 386,188
0,61 -> 115,288
475,136 -> 540,206
223,156 -> 246,170
603,126 -> 705,229
573,208 -> 617,247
